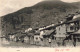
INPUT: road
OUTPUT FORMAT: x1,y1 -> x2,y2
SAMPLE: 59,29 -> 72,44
0,38 -> 80,48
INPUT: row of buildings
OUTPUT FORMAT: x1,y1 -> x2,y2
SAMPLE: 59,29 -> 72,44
3,11 -> 80,47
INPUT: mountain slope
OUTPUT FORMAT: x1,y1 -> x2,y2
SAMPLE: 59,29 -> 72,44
30,0 -> 79,28
1,0 -> 80,35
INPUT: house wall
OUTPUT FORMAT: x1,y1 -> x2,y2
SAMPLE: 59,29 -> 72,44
34,35 -> 40,45
34,35 -> 40,41
24,36 -> 30,44
41,37 -> 49,46
9,35 -> 15,41
66,21 -> 80,33
66,23 -> 75,32
34,35 -> 51,46
55,24 -> 66,38
73,14 -> 80,19
30,36 -> 34,44
79,21 -> 80,29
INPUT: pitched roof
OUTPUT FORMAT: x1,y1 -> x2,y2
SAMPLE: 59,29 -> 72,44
34,30 -> 40,35
71,29 -> 80,34
54,35 -> 66,37
65,14 -> 74,19
66,17 -> 80,23
43,30 -> 55,35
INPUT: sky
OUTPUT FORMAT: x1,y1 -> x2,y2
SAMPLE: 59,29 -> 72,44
0,0 -> 80,17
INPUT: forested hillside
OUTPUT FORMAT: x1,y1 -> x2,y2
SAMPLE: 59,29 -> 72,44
1,0 -> 80,35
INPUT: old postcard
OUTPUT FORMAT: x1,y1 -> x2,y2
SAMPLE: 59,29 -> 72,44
0,0 -> 80,52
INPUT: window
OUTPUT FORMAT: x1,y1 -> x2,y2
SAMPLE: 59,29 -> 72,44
59,27 -> 60,31
2,26 -> 4,28
78,39 -> 80,42
70,26 -> 74,30
77,38 -> 80,42
36,37 -> 38,40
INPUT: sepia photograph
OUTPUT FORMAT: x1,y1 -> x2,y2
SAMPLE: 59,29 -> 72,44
0,0 -> 80,52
